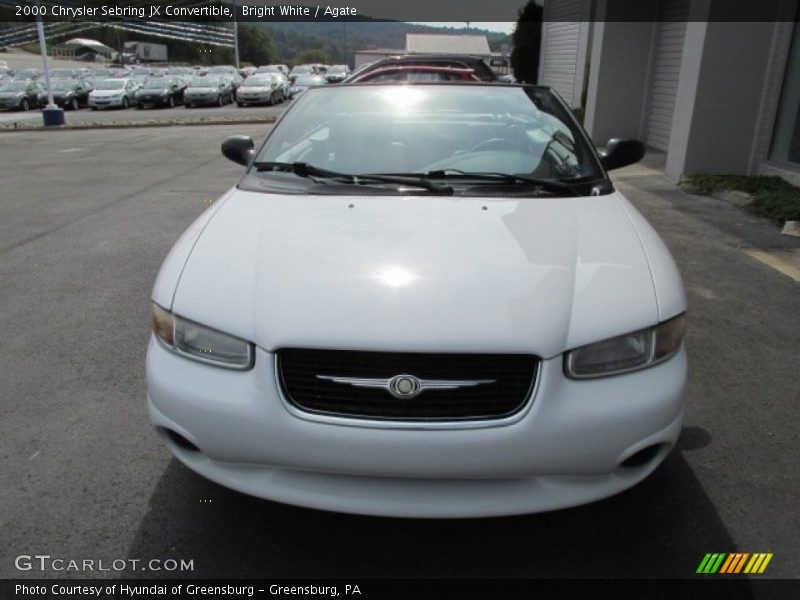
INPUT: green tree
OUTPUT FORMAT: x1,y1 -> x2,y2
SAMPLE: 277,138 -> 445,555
293,48 -> 333,66
511,1 -> 543,83
237,24 -> 277,67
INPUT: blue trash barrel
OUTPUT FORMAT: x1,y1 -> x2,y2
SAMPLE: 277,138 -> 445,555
42,107 -> 65,127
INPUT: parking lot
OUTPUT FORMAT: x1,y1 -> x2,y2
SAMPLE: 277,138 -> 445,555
0,124 -> 797,582
0,101 -> 286,127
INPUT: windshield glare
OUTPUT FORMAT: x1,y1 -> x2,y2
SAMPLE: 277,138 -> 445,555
95,80 -> 125,90
294,76 -> 323,86
244,77 -> 273,87
48,80 -> 74,91
2,82 -> 29,91
256,85 -> 600,183
189,78 -> 217,87
143,79 -> 171,89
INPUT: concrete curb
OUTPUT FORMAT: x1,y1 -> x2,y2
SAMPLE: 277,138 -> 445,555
0,117 -> 277,133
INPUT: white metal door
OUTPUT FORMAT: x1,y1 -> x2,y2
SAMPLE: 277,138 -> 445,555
645,0 -> 690,150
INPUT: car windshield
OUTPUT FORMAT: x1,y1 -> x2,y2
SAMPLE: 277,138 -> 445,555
168,68 -> 191,75
1,81 -> 28,91
208,67 -> 232,74
329,65 -> 347,73
292,67 -> 313,74
95,80 -> 126,90
91,69 -> 113,77
50,70 -> 74,78
143,79 -> 170,89
294,76 -> 323,86
189,77 -> 217,87
48,80 -> 74,91
245,77 -> 273,86
255,84 -> 603,187
257,66 -> 279,73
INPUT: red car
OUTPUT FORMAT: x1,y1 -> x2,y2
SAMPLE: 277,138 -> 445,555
348,65 -> 480,83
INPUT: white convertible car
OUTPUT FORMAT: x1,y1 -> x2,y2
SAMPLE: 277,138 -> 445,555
147,83 -> 687,518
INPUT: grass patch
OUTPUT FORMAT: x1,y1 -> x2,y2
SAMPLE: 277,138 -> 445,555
682,174 -> 800,223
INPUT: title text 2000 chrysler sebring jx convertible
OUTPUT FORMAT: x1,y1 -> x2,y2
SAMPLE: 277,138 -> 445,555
147,83 -> 687,518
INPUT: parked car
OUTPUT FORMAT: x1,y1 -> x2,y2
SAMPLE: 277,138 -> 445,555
206,65 -> 242,90
128,67 -> 151,83
239,66 -> 257,79
289,74 -> 325,97
87,78 -> 139,110
254,65 -> 283,75
288,64 -> 318,82
13,68 -> 42,81
135,77 -> 185,108
348,65 -> 480,83
344,55 -> 498,83
183,76 -> 233,107
235,74 -> 284,106
325,64 -> 350,83
0,67 -> 14,81
147,82 -> 687,518
166,67 -> 194,86
48,68 -> 79,79
37,78 -> 93,110
0,79 -> 43,111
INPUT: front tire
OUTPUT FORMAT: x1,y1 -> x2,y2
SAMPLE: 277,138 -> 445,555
185,102 -> 192,109
217,94 -> 223,107
168,95 -> 175,108
70,98 -> 79,111
20,98 -> 30,111
121,97 -> 129,109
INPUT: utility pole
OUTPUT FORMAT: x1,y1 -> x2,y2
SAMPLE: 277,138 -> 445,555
233,1 -> 240,69
36,15 -> 64,126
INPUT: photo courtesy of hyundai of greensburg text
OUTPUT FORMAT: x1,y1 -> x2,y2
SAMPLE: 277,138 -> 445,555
0,1 -> 798,599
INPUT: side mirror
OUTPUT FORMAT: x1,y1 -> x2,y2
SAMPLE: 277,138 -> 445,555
599,138 -> 646,171
222,135 -> 254,166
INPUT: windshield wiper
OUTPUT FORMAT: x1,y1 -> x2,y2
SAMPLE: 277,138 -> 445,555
420,169 -> 579,196
252,162 -> 453,194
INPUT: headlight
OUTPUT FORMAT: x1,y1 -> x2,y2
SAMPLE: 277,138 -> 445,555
150,303 -> 253,370
564,314 -> 686,379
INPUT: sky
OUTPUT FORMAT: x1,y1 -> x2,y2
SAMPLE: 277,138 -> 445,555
410,22 -> 517,35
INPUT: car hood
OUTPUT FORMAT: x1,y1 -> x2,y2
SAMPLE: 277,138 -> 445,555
91,90 -> 124,96
185,87 -> 217,92
169,190 -> 659,358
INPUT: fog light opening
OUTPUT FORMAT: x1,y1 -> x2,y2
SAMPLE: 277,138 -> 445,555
163,428 -> 200,452
620,444 -> 663,469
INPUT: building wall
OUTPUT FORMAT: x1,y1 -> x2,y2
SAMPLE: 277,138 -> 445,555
557,0 -> 800,182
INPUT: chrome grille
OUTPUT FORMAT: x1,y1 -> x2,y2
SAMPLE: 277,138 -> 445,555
277,349 -> 538,421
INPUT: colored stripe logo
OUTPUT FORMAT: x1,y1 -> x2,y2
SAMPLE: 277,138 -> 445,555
697,553 -> 773,574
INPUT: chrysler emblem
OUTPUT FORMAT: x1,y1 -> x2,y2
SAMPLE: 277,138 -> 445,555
387,374 -> 422,398
316,374 -> 496,398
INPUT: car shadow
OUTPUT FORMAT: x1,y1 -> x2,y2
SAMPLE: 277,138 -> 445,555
123,426 -> 750,588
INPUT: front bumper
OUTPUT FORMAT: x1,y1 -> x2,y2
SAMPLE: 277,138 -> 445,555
184,94 -> 219,105
89,96 -> 125,108
147,339 -> 687,517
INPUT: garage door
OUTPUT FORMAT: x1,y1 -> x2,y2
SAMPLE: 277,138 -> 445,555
538,0 -> 587,107
645,0 -> 690,150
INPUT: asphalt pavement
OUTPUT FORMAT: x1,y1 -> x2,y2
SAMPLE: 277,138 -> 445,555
0,126 -> 797,584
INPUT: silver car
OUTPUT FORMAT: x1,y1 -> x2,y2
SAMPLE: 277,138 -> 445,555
236,74 -> 284,106
88,78 -> 139,110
